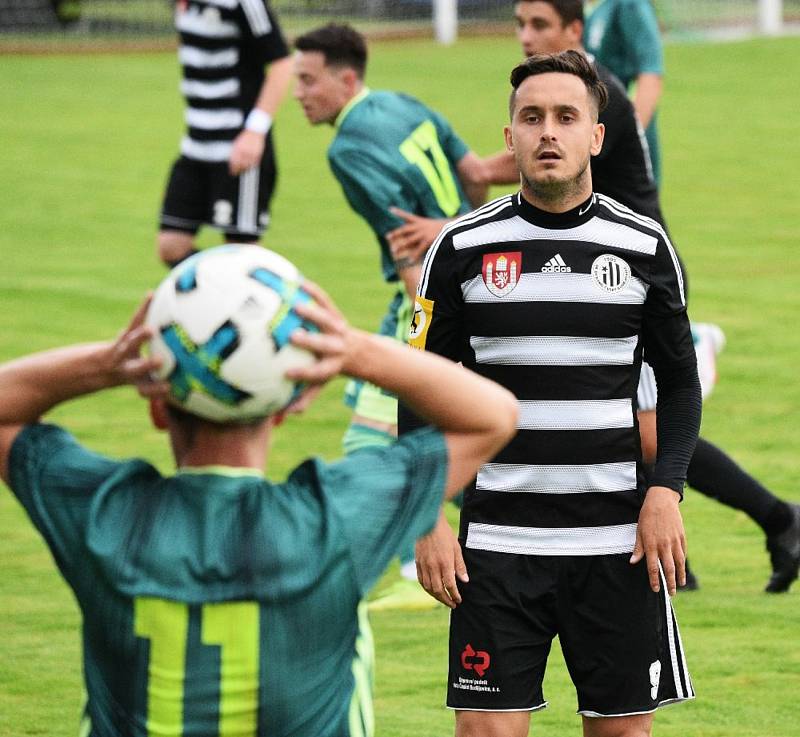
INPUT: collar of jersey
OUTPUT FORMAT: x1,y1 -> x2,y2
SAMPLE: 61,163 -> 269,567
513,191 -> 597,228
335,87 -> 371,129
177,465 -> 264,478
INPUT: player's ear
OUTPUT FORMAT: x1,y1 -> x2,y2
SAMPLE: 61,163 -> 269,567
149,398 -> 169,431
565,19 -> 583,47
504,125 -> 514,153
591,121 -> 604,156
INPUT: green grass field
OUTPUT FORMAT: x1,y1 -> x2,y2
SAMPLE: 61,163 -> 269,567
1,34 -> 799,736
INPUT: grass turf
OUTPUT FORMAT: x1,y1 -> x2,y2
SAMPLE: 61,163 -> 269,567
1,34 -> 799,736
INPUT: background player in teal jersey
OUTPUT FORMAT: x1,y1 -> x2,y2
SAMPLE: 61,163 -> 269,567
0,252 -> 517,737
583,0 -> 664,183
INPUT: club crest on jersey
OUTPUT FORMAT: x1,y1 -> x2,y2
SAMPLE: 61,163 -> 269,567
482,252 -> 521,298
591,253 -> 631,293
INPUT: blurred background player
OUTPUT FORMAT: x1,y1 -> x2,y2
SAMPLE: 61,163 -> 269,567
157,0 -> 292,267
293,23 -> 517,606
391,0 -> 800,593
583,0 -> 664,184
0,249 -> 517,737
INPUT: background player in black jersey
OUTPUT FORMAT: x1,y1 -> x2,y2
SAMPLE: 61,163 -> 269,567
404,51 -> 701,737
157,0 -> 293,268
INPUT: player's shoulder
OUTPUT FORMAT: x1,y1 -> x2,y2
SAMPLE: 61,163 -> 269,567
594,193 -> 670,246
435,194 -> 517,247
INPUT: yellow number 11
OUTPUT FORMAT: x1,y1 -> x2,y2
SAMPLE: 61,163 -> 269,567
134,598 -> 260,737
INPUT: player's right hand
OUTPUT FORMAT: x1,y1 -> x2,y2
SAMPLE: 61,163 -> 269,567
415,511 -> 469,608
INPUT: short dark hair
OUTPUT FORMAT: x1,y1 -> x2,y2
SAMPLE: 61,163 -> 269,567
514,0 -> 584,25
508,50 -> 608,119
294,23 -> 368,79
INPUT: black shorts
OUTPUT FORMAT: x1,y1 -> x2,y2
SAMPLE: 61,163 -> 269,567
447,547 -> 694,716
159,137 -> 276,239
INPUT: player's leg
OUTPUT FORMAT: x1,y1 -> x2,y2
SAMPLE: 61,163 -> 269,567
219,133 -> 277,245
582,713 -> 653,737
158,156 -> 206,267
560,556 -> 694,728
448,550 -> 555,735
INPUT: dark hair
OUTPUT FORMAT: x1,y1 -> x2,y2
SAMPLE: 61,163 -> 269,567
514,0 -> 583,25
294,23 -> 368,79
508,50 -> 608,119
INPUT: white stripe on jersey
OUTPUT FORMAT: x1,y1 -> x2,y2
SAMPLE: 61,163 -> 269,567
179,45 -> 239,69
471,334 -> 638,366
477,461 -> 637,494
451,214 -> 658,255
466,522 -> 637,555
180,78 -> 240,100
180,136 -> 233,162
597,194 -> 686,306
185,107 -> 244,129
517,399 -> 633,431
241,0 -> 271,35
418,195 -> 514,297
461,272 -> 648,305
176,9 -> 240,38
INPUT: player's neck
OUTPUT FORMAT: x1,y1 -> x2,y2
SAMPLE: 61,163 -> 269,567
520,179 -> 593,214
171,423 -> 271,472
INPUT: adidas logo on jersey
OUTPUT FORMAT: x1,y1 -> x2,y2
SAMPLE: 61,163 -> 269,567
541,254 -> 572,273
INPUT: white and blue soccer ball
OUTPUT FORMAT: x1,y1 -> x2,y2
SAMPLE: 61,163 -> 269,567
146,245 -> 317,423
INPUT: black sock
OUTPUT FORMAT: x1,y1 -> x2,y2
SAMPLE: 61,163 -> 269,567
687,437 -> 793,535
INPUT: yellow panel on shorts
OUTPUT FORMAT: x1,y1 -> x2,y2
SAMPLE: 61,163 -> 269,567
408,296 -> 434,350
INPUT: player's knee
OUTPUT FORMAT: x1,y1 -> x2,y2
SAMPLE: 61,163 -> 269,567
157,231 -> 196,267
455,711 -> 528,737
583,714 -> 652,737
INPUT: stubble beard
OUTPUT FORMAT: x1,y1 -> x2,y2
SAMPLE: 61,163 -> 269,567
520,154 -> 592,206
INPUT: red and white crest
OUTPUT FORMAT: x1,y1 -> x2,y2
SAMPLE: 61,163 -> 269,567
482,252 -> 521,298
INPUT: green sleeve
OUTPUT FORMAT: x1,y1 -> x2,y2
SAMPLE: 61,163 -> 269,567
321,427 -> 447,596
622,0 -> 663,75
7,424 -> 122,582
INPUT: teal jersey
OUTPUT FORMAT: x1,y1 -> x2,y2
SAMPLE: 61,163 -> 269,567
584,0 -> 663,182
328,89 -> 472,283
8,423 -> 447,737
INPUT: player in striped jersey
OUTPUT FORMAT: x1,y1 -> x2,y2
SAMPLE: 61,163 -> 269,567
0,266 -> 517,737
403,52 -> 701,736
157,0 -> 292,267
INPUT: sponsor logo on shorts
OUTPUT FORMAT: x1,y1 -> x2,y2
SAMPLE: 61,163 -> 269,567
408,296 -> 434,350
591,253 -> 631,293
213,199 -> 233,227
461,643 -> 490,677
482,252 -> 521,298
649,659 -> 662,700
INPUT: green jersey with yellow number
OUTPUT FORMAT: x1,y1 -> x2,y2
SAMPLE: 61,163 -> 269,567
328,88 -> 472,283
7,423 -> 447,737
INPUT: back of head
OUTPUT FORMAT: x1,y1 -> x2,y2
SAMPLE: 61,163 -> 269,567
509,49 -> 608,119
146,245 -> 317,427
294,23 -> 368,79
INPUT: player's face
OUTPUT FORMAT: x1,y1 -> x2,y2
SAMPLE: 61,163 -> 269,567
293,51 -> 353,125
514,2 -> 582,57
505,72 -> 603,197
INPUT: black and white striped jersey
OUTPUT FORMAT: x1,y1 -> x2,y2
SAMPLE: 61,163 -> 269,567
410,191 -> 696,557
174,0 -> 288,162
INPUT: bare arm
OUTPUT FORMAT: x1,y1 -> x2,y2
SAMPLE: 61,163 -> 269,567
455,152 -> 489,209
0,300 -> 164,484
289,283 -> 518,497
632,72 -> 662,130
229,55 -> 293,175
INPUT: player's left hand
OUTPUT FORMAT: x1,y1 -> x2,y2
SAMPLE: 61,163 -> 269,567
386,207 -> 448,268
631,486 -> 686,596
228,130 -> 265,176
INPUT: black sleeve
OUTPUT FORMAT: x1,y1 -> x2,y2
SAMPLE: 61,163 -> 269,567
398,230 -> 464,436
642,236 -> 701,497
239,2 -> 289,63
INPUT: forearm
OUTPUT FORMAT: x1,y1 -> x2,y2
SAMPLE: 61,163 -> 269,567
251,55 -> 292,118
482,150 -> 519,185
343,329 -> 516,440
0,342 -> 116,424
650,363 -> 701,495
633,73 -> 662,129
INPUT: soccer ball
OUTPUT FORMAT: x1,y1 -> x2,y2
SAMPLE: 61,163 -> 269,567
146,245 -> 317,423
